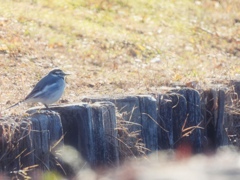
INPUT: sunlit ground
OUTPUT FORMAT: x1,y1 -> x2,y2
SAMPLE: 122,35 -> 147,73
0,0 -> 239,115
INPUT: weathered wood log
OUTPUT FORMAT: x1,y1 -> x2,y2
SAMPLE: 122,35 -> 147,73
83,96 -> 142,132
0,118 -> 32,172
29,112 -> 63,170
91,102 -> 119,167
157,94 -> 173,149
83,95 -> 159,154
0,112 -> 63,175
201,87 -> 229,149
168,88 -> 203,153
49,102 -> 119,168
215,89 -> 228,146
2,84 -> 238,178
221,81 -> 240,147
138,95 -> 158,154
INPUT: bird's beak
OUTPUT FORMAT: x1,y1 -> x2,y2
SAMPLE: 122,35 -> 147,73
63,72 -> 70,76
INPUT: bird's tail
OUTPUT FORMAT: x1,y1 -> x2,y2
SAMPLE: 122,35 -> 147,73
7,100 -> 24,109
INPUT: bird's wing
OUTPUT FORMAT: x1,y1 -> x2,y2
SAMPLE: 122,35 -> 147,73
24,75 -> 58,100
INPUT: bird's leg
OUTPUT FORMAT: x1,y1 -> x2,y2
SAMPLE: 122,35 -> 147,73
44,104 -> 49,109
43,104 -> 52,112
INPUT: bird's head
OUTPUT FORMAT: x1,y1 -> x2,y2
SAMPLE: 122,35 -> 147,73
50,69 -> 70,78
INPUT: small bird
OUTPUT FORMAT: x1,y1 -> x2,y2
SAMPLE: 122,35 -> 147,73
8,69 -> 69,109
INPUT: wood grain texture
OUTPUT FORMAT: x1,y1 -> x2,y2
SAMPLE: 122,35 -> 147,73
49,102 -> 119,168
1,86 -> 234,176
83,95 -> 159,153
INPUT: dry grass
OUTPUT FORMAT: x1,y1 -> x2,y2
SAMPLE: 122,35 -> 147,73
0,0 -> 239,114
0,115 -> 34,178
116,109 -> 149,160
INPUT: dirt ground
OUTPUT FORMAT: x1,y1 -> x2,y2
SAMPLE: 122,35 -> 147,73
0,0 -> 239,115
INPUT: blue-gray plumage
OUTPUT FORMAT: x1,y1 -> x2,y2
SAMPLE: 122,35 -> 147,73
8,69 -> 69,109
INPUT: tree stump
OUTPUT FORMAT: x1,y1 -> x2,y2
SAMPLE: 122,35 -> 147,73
0,112 -> 63,176
138,95 -> 158,154
157,94 -> 173,149
49,102 -> 119,168
28,112 -> 63,170
83,95 -> 159,154
201,86 -> 229,149
158,88 -> 204,153
0,118 -> 32,172
221,81 -> 240,147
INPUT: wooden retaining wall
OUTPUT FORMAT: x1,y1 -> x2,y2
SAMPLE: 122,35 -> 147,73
1,83 -> 240,177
